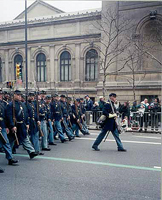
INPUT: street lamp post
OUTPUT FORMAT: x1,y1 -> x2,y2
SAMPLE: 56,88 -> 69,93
25,0 -> 28,102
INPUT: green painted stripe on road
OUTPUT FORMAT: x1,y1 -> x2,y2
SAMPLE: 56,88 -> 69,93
1,153 -> 160,172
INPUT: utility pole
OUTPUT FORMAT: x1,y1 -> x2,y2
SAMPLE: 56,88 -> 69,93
25,0 -> 28,103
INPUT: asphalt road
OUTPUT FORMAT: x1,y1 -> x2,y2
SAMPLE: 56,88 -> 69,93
0,130 -> 161,200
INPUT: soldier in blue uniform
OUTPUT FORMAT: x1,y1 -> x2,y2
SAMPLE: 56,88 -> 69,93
71,99 -> 88,137
80,98 -> 89,135
0,90 -> 18,165
38,92 -> 51,151
45,95 -> 56,146
51,94 -> 67,143
6,90 -> 38,159
92,93 -> 127,152
27,92 -> 43,154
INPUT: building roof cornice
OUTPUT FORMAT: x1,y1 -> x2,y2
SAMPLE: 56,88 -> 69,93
0,8 -> 101,30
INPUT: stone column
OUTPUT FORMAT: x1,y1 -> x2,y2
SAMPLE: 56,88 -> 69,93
49,45 -> 55,85
74,43 -> 80,83
5,50 -> 9,81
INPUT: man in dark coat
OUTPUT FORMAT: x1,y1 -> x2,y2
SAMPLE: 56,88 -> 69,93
92,93 -> 126,152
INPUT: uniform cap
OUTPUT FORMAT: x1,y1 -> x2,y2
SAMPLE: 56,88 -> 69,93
109,93 -> 117,98
60,94 -> 66,98
14,90 -> 22,95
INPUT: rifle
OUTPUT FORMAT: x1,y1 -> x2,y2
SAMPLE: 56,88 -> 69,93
0,129 -> 7,144
66,91 -> 73,128
36,91 -> 44,137
13,95 -> 19,146
74,100 -> 83,130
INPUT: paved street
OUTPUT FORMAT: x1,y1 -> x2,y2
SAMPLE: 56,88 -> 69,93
0,130 -> 161,200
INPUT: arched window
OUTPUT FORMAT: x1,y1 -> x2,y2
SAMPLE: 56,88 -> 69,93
85,49 -> 98,81
36,53 -> 46,82
60,51 -> 71,81
0,58 -> 2,82
14,54 -> 23,80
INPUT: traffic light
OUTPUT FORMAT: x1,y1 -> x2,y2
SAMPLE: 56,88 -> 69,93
16,64 -> 22,79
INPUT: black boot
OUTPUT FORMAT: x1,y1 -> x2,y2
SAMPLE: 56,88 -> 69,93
8,159 -> 19,165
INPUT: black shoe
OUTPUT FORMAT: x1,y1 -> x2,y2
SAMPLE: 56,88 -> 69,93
118,149 -> 127,152
0,167 -> 4,173
54,136 -> 59,140
75,135 -> 81,138
0,148 -> 5,153
61,139 -> 68,143
92,146 -> 100,151
49,142 -> 57,146
42,148 -> 51,151
8,159 -> 19,165
29,152 -> 39,159
36,152 -> 44,155
139,129 -> 142,132
69,136 -> 75,141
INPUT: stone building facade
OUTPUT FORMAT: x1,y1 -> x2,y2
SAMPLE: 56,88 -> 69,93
98,1 -> 162,103
0,0 -> 161,103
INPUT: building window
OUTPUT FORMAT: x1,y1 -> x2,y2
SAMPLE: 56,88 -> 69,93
60,51 -> 71,81
0,58 -> 2,82
14,54 -> 23,80
36,53 -> 46,82
85,49 -> 98,81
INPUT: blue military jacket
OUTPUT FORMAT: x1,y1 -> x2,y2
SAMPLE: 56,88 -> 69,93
45,103 -> 52,120
102,101 -> 117,131
38,101 -> 49,121
60,100 -> 69,118
6,100 -> 29,141
27,101 -> 38,134
71,104 -> 81,124
51,100 -> 63,121
0,101 -> 7,129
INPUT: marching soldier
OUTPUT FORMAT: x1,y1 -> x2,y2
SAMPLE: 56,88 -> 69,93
92,93 -> 127,152
60,95 -> 75,141
6,90 -> 38,159
80,98 -> 90,135
27,92 -> 43,155
37,92 -> 51,151
45,95 -> 56,146
51,94 -> 67,143
0,90 -> 18,165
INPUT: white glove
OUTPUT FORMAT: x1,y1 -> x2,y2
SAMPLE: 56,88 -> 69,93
109,113 -> 117,118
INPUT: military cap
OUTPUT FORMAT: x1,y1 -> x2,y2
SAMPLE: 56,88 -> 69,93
85,95 -> 89,98
40,90 -> 46,95
76,98 -> 80,102
80,98 -> 84,101
14,90 -> 22,95
3,91 -> 10,95
109,93 -> 117,97
66,97 -> 72,101
45,95 -> 51,99
60,94 -> 66,98
53,93 -> 59,97
29,92 -> 35,96
21,94 -> 25,99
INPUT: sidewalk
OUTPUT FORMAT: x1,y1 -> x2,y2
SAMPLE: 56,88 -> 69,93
88,123 -> 161,134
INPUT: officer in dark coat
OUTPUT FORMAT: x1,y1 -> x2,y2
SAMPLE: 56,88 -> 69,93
92,93 -> 127,152
0,90 -> 18,165
6,90 -> 38,159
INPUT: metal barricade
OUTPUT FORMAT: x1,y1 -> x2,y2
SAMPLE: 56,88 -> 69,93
130,112 -> 161,133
